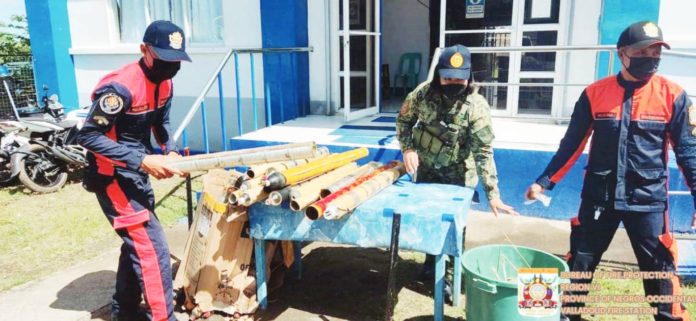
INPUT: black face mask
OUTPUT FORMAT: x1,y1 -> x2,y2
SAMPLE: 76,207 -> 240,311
624,56 -> 660,81
441,84 -> 467,98
139,58 -> 181,83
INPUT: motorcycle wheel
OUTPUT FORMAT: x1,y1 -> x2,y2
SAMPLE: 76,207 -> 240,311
18,144 -> 68,193
0,153 -> 14,183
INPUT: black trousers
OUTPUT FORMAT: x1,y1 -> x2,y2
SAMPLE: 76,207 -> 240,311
565,200 -> 689,321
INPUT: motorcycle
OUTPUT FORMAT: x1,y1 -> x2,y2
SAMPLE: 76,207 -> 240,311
0,65 -> 30,183
16,85 -> 68,121
9,116 -> 87,193
0,63 -> 88,193
8,92 -> 87,193
0,120 -> 29,183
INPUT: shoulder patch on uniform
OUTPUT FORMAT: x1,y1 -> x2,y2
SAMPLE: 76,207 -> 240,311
689,105 -> 696,126
98,93 -> 123,115
400,101 -> 410,115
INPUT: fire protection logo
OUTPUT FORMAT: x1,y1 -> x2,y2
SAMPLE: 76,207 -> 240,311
517,268 -> 560,316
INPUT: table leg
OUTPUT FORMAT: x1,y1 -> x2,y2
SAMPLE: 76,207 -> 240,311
453,226 -> 466,307
453,255 -> 462,307
185,171 -> 193,228
254,238 -> 268,309
434,253 -> 445,321
292,241 -> 302,280
385,212 -> 401,321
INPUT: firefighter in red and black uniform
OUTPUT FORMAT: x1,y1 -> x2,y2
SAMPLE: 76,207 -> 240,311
525,21 -> 693,321
76,21 -> 191,321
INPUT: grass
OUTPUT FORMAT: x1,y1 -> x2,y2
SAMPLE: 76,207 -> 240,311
579,267 -> 696,321
0,176 -> 197,291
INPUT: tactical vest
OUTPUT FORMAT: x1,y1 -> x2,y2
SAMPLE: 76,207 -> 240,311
411,99 -> 469,168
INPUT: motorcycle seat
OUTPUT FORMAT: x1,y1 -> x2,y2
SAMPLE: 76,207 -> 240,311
19,118 -> 77,130
20,116 -> 51,122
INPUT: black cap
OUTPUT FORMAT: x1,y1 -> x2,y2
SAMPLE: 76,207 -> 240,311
617,21 -> 670,50
142,20 -> 192,62
438,45 -> 472,80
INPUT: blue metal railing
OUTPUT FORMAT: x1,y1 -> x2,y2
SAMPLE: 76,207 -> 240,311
173,47 -> 313,153
217,73 -> 226,151
250,54 -> 258,131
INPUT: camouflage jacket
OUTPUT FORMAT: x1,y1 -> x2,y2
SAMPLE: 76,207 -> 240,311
395,81 -> 501,201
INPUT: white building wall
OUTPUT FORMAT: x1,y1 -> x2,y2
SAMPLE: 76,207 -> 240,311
65,0 -> 692,130
67,0 -> 264,106
659,0 -> 696,49
658,0 -> 696,96
66,0 -> 265,150
307,1 -> 331,115
560,0 -> 602,118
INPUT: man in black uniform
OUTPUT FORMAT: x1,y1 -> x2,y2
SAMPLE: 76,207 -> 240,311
526,21 -> 692,321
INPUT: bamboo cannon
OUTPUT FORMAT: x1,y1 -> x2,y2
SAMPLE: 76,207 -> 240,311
230,185 -> 268,207
173,142 -> 314,161
245,147 -> 330,179
167,142 -> 318,173
322,162 -> 405,220
304,161 -> 402,220
265,187 -> 291,206
262,147 -> 369,190
228,177 -> 268,206
288,162 -> 359,211
319,162 -> 381,198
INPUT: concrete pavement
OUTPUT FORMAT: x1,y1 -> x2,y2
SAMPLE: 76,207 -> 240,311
0,218 -> 191,321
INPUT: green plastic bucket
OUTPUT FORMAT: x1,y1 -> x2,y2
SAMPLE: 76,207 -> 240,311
462,244 -> 569,321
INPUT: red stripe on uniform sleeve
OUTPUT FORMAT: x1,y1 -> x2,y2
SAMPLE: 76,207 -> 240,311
550,128 -> 592,183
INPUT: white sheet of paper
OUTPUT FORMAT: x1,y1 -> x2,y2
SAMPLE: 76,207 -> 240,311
524,193 -> 552,207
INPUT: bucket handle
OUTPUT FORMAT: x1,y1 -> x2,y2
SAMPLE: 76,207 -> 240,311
472,277 -> 497,294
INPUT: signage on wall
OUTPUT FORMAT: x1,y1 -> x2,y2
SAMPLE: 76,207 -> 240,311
466,0 -> 485,19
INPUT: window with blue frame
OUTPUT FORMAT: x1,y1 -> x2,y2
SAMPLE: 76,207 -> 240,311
114,0 -> 223,45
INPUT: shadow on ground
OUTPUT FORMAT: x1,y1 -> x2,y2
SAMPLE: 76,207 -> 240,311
50,270 -> 115,312
255,246 -> 464,321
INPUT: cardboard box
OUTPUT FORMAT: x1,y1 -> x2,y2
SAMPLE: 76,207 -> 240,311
174,169 -> 257,317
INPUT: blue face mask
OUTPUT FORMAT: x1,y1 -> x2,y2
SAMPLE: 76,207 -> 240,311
625,56 -> 660,81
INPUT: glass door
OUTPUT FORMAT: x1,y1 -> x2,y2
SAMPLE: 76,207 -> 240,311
442,0 -> 517,116
514,0 -> 564,117
335,0 -> 381,121
440,0 -> 565,117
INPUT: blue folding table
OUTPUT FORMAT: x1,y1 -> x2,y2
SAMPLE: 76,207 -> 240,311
248,178 -> 474,321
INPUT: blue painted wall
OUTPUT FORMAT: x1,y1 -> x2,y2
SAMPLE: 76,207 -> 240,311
259,0 -> 310,124
231,138 -> 695,234
596,0 -> 661,79
230,136 -> 696,278
25,0 -> 79,110
491,148 -> 693,234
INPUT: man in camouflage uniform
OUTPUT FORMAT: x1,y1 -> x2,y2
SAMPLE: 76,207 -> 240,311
396,44 -> 517,299
396,44 -> 516,216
